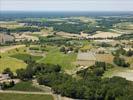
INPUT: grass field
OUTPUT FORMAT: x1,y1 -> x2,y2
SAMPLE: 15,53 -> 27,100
39,46 -> 77,70
0,46 -> 28,73
10,53 -> 43,61
0,93 -> 53,100
8,81 -> 42,92
0,57 -> 27,73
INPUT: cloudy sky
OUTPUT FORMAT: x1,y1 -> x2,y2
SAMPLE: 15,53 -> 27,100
0,0 -> 133,11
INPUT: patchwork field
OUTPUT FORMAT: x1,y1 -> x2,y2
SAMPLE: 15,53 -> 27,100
0,21 -> 23,29
0,93 -> 53,100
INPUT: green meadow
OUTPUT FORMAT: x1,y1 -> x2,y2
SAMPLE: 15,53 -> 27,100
0,93 -> 54,100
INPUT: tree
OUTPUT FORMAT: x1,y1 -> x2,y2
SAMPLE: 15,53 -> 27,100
16,68 -> 33,80
93,68 -> 104,76
60,46 -> 66,52
113,56 -> 130,67
126,49 -> 133,57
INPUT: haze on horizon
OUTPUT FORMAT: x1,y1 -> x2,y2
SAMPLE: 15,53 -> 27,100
0,0 -> 133,12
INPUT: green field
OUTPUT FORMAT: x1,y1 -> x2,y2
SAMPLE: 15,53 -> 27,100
39,46 -> 77,69
0,57 -> 27,73
10,53 -> 43,61
0,47 -> 28,73
8,81 -> 42,92
0,93 -> 53,100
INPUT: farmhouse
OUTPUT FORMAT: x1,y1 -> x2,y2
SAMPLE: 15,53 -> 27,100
0,74 -> 10,82
0,34 -> 14,44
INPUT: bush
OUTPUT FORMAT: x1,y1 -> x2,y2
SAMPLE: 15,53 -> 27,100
113,56 -> 130,67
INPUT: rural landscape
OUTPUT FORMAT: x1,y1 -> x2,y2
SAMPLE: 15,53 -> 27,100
0,0 -> 133,100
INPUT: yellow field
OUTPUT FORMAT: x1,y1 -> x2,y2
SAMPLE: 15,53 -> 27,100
0,57 -> 27,73
0,46 -> 27,73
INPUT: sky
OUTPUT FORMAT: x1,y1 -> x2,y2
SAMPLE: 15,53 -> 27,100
0,0 -> 133,12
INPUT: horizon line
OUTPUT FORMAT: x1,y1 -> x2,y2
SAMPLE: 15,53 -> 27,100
1,10 -> 133,12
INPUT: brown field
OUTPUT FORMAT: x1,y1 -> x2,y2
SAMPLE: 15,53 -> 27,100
88,31 -> 121,38
75,60 -> 95,66
95,54 -> 114,63
56,31 -> 81,38
13,32 -> 39,41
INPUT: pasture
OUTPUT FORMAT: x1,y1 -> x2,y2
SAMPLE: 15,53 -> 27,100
0,46 -> 27,73
8,81 -> 42,92
0,57 -> 27,73
0,93 -> 53,100
10,53 -> 43,61
39,46 -> 77,70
